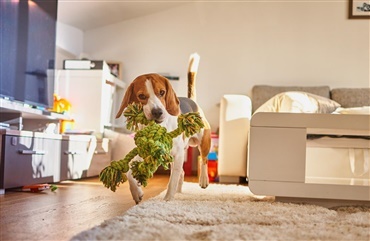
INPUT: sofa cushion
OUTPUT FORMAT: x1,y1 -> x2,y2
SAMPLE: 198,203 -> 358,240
334,106 -> 370,115
331,88 -> 370,108
254,91 -> 340,114
252,85 -> 330,113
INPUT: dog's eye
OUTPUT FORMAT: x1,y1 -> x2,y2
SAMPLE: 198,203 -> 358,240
138,94 -> 147,100
159,90 -> 165,97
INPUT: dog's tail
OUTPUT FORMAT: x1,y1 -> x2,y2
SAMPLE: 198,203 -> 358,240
187,53 -> 200,101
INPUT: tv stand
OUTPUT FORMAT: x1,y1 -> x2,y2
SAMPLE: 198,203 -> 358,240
0,98 -> 69,132
0,99 -> 112,194
1,116 -> 22,131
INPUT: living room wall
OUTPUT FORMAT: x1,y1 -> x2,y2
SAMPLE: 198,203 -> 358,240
56,22 -> 84,68
58,1 -> 370,132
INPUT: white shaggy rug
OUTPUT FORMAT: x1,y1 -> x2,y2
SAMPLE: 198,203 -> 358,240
71,182 -> 369,241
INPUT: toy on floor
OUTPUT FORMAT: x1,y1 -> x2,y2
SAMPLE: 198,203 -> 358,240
99,102 -> 204,192
22,184 -> 58,192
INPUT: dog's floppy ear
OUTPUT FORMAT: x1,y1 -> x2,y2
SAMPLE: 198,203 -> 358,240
116,82 -> 135,118
162,76 -> 180,116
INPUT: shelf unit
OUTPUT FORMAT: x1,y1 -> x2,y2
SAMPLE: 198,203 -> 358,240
55,65 -> 126,136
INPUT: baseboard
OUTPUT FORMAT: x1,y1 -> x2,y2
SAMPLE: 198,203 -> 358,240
276,196 -> 370,208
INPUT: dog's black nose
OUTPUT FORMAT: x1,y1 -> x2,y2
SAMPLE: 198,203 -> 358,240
151,108 -> 163,119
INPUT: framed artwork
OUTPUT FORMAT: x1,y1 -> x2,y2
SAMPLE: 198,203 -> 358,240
349,0 -> 370,19
107,61 -> 122,79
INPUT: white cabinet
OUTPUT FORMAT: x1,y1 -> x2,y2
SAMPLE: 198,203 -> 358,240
56,66 -> 126,136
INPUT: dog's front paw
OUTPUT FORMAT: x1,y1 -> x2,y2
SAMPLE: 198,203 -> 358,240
134,193 -> 144,205
199,174 -> 209,189
163,192 -> 174,201
131,186 -> 144,204
199,163 -> 209,189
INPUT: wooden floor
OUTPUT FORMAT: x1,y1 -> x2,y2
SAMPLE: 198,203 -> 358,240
0,174 -> 198,241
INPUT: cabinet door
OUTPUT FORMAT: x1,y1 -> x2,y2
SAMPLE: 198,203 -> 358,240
3,135 -> 61,189
86,138 -> 112,177
101,79 -> 115,130
60,139 -> 95,180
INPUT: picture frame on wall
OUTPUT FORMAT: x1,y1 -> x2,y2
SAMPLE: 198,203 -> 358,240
107,61 -> 122,79
349,0 -> 370,19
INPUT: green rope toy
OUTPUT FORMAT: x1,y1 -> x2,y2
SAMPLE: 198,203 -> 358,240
99,102 -> 204,191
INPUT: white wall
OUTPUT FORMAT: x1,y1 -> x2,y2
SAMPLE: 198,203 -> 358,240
56,22 -> 84,56
62,1 -> 370,132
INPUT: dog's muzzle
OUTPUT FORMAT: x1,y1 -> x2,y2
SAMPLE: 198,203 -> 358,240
151,108 -> 164,123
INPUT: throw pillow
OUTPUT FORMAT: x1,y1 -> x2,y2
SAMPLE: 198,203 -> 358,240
254,91 -> 341,114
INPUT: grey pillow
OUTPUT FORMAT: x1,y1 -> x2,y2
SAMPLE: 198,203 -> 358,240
331,88 -> 370,108
313,93 -> 341,113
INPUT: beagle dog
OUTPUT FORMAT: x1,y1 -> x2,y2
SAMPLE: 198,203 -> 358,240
116,73 -> 211,203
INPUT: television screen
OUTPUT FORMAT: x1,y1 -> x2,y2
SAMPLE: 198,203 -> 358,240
0,0 -> 58,109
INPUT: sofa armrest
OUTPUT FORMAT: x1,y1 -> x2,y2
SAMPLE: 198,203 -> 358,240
218,95 -> 252,181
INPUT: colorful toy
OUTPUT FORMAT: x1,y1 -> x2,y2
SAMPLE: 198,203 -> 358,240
99,102 -> 204,191
22,184 -> 58,192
